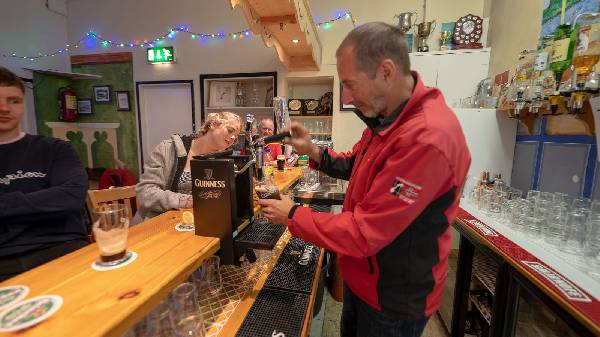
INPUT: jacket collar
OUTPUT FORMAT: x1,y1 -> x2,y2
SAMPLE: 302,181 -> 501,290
353,71 -> 432,136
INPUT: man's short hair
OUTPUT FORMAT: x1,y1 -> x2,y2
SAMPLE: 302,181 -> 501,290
336,22 -> 411,78
0,67 -> 25,94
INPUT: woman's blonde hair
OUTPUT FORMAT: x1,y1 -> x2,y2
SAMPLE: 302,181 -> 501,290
197,111 -> 242,136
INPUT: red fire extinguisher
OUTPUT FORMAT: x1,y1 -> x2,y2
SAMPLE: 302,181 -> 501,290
58,87 -> 78,122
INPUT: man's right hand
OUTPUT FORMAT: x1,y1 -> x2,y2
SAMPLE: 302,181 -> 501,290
285,122 -> 321,163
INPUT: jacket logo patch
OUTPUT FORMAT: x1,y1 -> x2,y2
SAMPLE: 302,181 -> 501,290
390,177 -> 421,204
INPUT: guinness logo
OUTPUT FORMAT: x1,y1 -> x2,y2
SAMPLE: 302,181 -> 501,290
204,169 -> 214,180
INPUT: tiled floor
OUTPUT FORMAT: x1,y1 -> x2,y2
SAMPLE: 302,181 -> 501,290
309,290 -> 449,337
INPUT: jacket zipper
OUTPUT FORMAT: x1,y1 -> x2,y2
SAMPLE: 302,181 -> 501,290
367,256 -> 374,274
349,134 -> 375,182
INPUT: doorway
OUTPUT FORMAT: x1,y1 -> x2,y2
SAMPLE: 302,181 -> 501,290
135,80 -> 195,171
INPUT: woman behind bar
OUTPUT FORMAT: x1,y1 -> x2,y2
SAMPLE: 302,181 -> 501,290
135,111 -> 242,222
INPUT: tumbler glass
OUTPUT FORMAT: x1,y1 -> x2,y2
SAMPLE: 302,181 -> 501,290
561,211 -> 587,255
172,282 -> 205,337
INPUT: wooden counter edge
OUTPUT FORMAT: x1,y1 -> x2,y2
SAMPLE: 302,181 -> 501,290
301,249 -> 325,337
453,217 -> 600,336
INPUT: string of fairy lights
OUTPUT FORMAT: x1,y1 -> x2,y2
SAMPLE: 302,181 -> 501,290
1,11 -> 355,61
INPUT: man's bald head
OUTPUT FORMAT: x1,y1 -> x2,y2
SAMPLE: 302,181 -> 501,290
259,118 -> 275,137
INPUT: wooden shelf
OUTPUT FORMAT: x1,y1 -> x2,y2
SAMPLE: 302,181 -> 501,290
206,106 -> 273,110
497,94 -> 596,135
290,115 -> 332,119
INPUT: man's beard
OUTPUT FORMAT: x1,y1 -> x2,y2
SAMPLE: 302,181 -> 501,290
362,92 -> 387,118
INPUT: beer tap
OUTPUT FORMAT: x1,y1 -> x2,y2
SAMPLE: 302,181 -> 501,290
254,131 -> 292,181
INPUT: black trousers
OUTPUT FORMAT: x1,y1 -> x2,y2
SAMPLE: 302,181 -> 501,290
0,240 -> 89,282
341,284 -> 429,337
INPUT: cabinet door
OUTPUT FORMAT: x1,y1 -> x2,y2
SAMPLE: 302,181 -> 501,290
409,54 -> 439,87
435,51 -> 490,107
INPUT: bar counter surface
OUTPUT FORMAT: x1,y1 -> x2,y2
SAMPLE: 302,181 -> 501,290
452,201 -> 600,337
0,167 -> 306,337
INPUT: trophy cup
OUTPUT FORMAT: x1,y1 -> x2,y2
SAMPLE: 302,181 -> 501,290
394,12 -> 417,34
416,20 -> 436,52
440,31 -> 452,51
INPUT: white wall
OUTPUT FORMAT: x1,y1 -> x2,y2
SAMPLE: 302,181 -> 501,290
66,0 -> 286,128
0,0 -> 71,135
65,0 -> 486,152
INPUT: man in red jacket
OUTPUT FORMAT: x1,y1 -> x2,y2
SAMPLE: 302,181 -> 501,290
259,22 -> 471,337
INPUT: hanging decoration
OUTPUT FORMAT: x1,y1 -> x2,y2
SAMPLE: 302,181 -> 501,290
1,11 -> 355,61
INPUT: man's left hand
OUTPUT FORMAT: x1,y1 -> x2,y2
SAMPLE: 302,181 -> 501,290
257,194 -> 295,225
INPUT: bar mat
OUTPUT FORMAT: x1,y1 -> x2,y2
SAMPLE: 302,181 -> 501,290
235,288 -> 309,337
309,204 -> 331,213
235,218 -> 286,250
263,237 -> 320,294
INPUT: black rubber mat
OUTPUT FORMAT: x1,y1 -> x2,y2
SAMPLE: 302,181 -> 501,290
235,218 -> 286,250
309,204 -> 332,213
264,237 -> 321,294
235,288 -> 309,337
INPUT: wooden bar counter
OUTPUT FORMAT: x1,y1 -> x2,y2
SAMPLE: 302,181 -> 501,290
0,167 -> 312,337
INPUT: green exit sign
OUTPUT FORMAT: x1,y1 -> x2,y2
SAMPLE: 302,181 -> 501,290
147,46 -> 175,64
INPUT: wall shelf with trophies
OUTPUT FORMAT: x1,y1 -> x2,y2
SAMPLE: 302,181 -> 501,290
284,75 -> 334,140
200,72 -> 277,124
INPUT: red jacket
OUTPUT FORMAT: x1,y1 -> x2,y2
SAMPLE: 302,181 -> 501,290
288,72 -> 471,319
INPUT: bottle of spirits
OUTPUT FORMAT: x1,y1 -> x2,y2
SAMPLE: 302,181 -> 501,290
573,18 -> 600,91
550,23 -> 579,88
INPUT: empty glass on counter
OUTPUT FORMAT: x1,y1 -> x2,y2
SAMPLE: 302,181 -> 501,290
197,255 -> 222,295
172,282 -> 206,337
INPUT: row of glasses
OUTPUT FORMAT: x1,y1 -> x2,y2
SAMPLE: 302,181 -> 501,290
301,120 -> 332,134
123,256 -> 223,337
466,180 -> 600,277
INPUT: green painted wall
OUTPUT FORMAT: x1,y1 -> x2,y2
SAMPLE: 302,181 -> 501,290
33,62 -> 140,179
33,73 -> 71,136
71,63 -> 139,179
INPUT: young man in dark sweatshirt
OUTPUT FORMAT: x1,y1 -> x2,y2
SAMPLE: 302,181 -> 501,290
0,67 -> 89,282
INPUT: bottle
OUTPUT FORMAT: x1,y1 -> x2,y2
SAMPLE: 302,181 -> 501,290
573,17 -> 600,91
550,23 -> 579,87
263,148 -> 273,177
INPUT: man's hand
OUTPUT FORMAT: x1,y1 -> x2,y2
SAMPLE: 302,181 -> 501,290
257,194 -> 296,225
283,123 -> 320,163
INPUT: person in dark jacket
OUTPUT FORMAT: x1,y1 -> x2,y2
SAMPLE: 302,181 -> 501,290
259,22 -> 471,337
0,67 -> 89,282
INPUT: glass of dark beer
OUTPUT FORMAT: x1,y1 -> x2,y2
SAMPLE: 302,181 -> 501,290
92,204 -> 131,266
276,155 -> 285,171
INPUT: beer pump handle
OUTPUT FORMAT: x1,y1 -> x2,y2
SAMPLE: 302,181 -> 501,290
256,143 -> 264,181
261,131 -> 291,144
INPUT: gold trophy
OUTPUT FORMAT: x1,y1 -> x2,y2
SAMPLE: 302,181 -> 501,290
415,20 -> 436,52
440,31 -> 451,51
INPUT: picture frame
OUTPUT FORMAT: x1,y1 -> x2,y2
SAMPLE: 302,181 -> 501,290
115,91 -> 131,111
339,84 -> 355,111
265,86 -> 274,107
77,99 -> 93,115
209,81 -> 237,107
93,85 -> 112,104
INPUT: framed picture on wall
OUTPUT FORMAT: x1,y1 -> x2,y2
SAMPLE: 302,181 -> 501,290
115,91 -> 131,111
340,83 -> 355,111
209,81 -> 236,107
77,99 -> 93,115
93,85 -> 112,104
